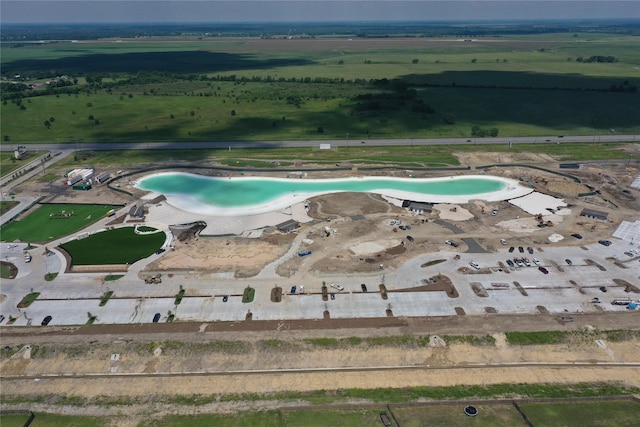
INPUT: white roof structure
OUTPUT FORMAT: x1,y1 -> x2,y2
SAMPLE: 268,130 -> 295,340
508,192 -> 567,215
612,220 -> 640,244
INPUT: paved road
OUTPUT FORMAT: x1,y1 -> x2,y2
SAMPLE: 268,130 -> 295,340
1,134 -> 639,152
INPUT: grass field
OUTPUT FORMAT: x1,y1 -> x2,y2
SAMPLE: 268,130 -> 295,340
4,399 -> 637,426
0,203 -> 122,243
0,413 -> 109,427
520,400 -> 640,426
2,33 -> 639,143
58,226 -> 165,265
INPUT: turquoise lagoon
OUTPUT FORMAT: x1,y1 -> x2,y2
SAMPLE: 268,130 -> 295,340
136,172 -> 526,216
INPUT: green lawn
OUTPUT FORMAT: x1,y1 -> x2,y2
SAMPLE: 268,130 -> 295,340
283,409 -> 384,427
138,411 -> 281,427
0,203 -> 122,243
0,413 -> 109,427
520,400 -> 640,427
393,403 -> 525,427
59,226 -> 165,265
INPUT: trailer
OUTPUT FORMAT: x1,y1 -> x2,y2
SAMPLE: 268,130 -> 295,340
298,250 -> 312,257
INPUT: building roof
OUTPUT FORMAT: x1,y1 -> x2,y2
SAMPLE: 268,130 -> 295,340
276,219 -> 299,231
580,208 -> 608,218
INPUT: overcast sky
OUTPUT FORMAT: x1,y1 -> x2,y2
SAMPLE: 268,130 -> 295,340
2,1 -> 639,24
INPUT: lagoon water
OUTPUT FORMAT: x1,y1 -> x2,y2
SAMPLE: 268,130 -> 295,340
137,172 -> 514,216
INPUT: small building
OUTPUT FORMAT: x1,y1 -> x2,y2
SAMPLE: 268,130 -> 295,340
95,171 -> 111,184
128,205 -> 145,218
276,219 -> 299,233
403,201 -> 433,213
579,208 -> 608,221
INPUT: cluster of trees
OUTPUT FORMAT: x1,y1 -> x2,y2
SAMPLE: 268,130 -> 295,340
576,55 -> 617,63
471,125 -> 499,137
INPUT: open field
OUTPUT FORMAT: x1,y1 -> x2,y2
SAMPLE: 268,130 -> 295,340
2,33 -> 639,143
0,203 -> 122,243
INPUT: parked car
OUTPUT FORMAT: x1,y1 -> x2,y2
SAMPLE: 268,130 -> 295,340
565,259 -> 572,265
155,248 -> 165,255
518,246 -> 524,253
330,293 -> 335,300
406,235 -> 414,242
469,261 -> 480,269
41,315 -> 52,326
598,240 -> 612,246
571,233 -> 583,239
445,240 -> 459,247
491,209 -> 498,216
532,258 -> 541,265
399,225 -> 406,230
153,313 -> 161,323
527,247 -> 534,254
330,284 -> 344,291
599,286 -> 608,292
290,286 -> 297,294
624,251 -> 634,257
538,266 -> 549,274
361,283 -> 368,292
506,260 -> 515,267
508,246 -> 515,253
500,239 -> 507,245
0,315 -> 5,324
222,295 -> 229,302
591,297 -> 601,303
405,225 -> 412,230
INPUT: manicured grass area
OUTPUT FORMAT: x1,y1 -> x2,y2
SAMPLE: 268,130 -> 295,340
99,291 -> 113,306
520,400 -> 640,427
104,274 -> 124,281
283,408 -> 384,427
58,227 -> 165,265
0,150 -> 47,177
393,403 -> 524,427
138,411 -> 281,427
0,261 -> 17,279
0,203 -> 122,243
0,413 -> 109,427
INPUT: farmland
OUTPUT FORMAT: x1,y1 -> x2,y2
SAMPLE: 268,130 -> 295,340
2,27 -> 639,144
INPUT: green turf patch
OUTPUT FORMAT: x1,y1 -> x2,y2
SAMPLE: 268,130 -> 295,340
98,291 -> 113,306
104,274 -> 124,281
393,403 -> 524,427
58,227 -> 165,265
174,287 -> 185,305
242,286 -> 255,303
1,261 -> 18,279
44,272 -> 58,281
0,203 -> 122,243
283,408 -> 384,427
17,292 -> 40,308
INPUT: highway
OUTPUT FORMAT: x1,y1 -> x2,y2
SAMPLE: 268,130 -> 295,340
1,134 -> 638,152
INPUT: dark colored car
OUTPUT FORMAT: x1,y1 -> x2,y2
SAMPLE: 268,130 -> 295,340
527,247 -> 534,254
41,315 -> 52,326
518,246 -> 524,253
598,240 -> 612,246
571,233 -> 583,239
405,225 -> 412,230
565,259 -> 572,265
153,313 -> 161,323
508,246 -> 515,253
506,259 -> 515,267
155,248 -> 165,255
330,293 -> 335,300
290,286 -> 296,294
222,295 -> 229,302
600,286 -> 608,292
406,235 -> 414,242
399,225 -> 406,230
538,266 -> 549,274
361,283 -> 368,292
